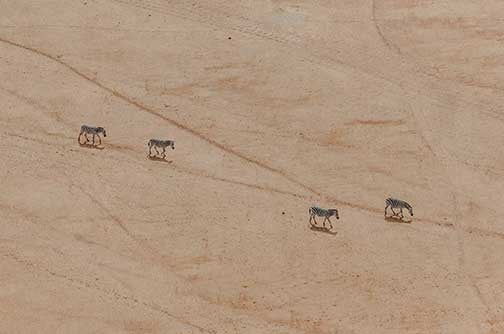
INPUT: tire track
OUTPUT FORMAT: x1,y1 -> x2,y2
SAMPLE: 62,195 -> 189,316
371,0 -> 402,56
69,183 -> 136,240
112,0 -> 301,44
168,162 -> 308,201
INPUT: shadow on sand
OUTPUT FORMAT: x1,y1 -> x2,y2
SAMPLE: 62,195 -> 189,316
384,216 -> 412,224
148,155 -> 173,163
309,223 -> 338,235
79,143 -> 105,150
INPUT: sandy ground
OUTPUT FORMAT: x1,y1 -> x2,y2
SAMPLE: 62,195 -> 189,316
1,1 -> 504,333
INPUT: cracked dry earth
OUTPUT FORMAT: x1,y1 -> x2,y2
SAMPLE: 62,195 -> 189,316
1,1 -> 504,333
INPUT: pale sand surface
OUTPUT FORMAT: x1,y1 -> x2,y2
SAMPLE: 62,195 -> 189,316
1,1 -> 504,333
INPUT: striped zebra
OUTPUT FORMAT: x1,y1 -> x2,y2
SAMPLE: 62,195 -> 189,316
78,125 -> 107,146
384,197 -> 413,219
148,139 -> 175,158
309,206 -> 339,229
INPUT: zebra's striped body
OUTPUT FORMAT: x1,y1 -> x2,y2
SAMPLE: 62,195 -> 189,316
309,206 -> 339,229
384,197 -> 413,219
148,139 -> 175,158
78,125 -> 107,146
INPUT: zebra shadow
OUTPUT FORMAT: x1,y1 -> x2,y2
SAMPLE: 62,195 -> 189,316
147,155 -> 173,163
309,223 -> 338,235
79,142 -> 105,150
384,216 -> 412,224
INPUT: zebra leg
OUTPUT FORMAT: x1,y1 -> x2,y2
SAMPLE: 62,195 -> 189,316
399,208 -> 404,219
312,216 -> 318,225
148,146 -> 153,157
91,134 -> 96,145
97,135 -> 102,146
84,133 -> 90,143
154,146 -> 160,156
78,132 -> 84,144
162,147 -> 166,159
391,208 -> 397,216
327,217 -> 333,229
309,214 -> 313,225
322,217 -> 327,228
384,204 -> 389,217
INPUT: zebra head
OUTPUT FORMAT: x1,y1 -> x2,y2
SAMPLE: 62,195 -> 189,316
330,209 -> 339,219
406,203 -> 413,216
97,127 -> 107,137
171,141 -> 175,149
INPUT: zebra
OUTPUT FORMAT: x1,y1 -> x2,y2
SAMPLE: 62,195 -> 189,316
78,125 -> 107,146
309,206 -> 339,229
148,139 -> 175,158
384,197 -> 413,219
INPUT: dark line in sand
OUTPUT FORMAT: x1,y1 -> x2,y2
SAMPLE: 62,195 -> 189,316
371,0 -> 402,55
345,119 -> 404,126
